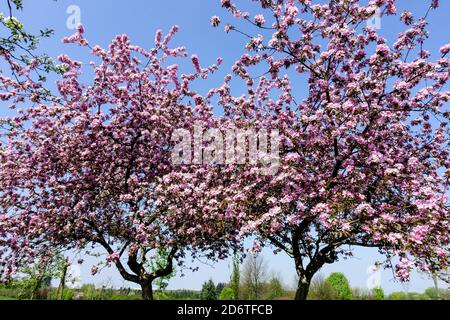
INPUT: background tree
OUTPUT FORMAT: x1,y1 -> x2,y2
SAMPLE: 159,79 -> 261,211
55,257 -> 70,300
215,282 -> 226,297
371,286 -> 385,300
219,286 -> 234,300
307,274 -> 337,300
326,273 -> 353,300
15,251 -> 66,300
241,254 -> 267,300
203,0 -> 450,300
230,254 -> 240,300
0,24 -> 231,300
266,274 -> 285,300
200,279 -> 218,300
351,287 -> 373,301
150,248 -> 176,292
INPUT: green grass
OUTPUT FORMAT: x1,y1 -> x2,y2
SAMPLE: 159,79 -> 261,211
0,296 -> 16,300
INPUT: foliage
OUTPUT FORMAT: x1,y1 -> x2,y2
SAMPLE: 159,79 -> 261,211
150,248 -> 176,291
241,254 -> 268,300
218,287 -> 234,300
423,287 -> 450,300
351,288 -> 373,300
230,254 -> 240,300
371,287 -> 385,300
307,274 -> 337,300
200,279 -> 218,300
0,0 -> 59,97
265,276 -> 285,300
154,291 -> 170,300
166,290 -> 200,300
390,292 -> 408,300
215,282 -> 226,297
326,273 -> 352,300
81,284 -> 102,300
14,252 -> 68,300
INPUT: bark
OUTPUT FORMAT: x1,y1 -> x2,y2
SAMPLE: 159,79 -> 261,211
295,274 -> 311,300
140,280 -> 153,301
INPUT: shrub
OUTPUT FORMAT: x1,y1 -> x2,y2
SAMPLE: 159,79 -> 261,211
266,276 -> 285,300
390,292 -> 408,300
81,284 -> 100,300
307,274 -> 337,300
325,273 -> 352,300
407,292 -> 421,300
52,288 -> 74,300
154,291 -> 170,300
352,288 -> 373,300
216,283 -> 226,297
424,287 -> 440,300
219,287 -> 235,300
372,287 -> 385,300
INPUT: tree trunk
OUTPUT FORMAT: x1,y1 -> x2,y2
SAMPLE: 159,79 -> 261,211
57,262 -> 68,300
140,281 -> 153,300
295,275 -> 311,300
30,276 -> 42,300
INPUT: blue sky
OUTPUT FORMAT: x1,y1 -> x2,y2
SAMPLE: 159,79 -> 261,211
3,0 -> 449,293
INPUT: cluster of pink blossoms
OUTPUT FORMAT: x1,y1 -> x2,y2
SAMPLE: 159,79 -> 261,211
0,0 -> 449,299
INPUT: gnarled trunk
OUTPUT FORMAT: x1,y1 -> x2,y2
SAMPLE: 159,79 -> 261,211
295,274 -> 311,300
140,280 -> 153,301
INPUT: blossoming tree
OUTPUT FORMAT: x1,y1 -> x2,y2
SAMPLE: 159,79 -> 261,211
205,0 -> 449,299
0,25 -> 233,300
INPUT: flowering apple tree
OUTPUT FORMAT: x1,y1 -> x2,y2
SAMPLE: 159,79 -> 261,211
207,0 -> 450,299
0,25 -> 233,300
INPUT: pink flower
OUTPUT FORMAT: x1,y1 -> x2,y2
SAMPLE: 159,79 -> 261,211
285,152 -> 300,162
91,265 -> 99,276
211,16 -> 221,27
76,24 -> 85,34
106,251 -> 120,263
376,44 -> 391,57
318,210 -> 332,229
440,44 -> 450,55
410,225 -> 429,244
224,24 -> 234,33
191,54 -> 202,72
396,257 -> 414,281
221,0 -> 231,8
254,14 -> 265,26
250,240 -> 262,254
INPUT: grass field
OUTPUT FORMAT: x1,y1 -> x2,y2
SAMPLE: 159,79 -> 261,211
0,296 -> 15,300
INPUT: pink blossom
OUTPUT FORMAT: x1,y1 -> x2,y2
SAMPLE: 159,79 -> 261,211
211,16 -> 221,27
254,14 -> 265,26
224,24 -> 234,33
106,251 -> 120,263
440,44 -> 450,55
91,265 -> 99,276
191,54 -> 202,72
